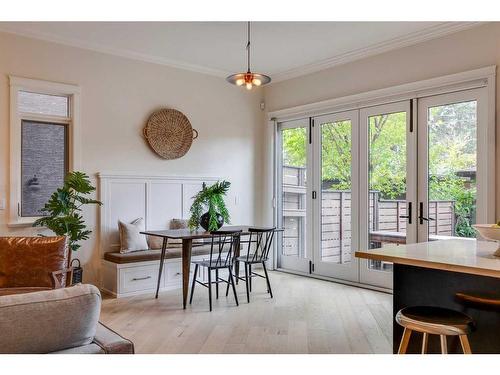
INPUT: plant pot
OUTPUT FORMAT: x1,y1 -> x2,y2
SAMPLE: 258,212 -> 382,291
200,212 -> 224,231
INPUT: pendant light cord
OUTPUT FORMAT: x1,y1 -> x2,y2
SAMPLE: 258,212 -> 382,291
246,21 -> 251,73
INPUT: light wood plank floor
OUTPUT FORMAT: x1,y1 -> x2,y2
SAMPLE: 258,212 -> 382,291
100,271 -> 393,354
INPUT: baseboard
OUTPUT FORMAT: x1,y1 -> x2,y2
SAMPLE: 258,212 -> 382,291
100,284 -> 182,299
275,268 -> 393,294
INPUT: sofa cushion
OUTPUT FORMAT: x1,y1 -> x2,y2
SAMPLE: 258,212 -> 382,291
0,236 -> 69,288
0,284 -> 101,354
104,244 -> 212,264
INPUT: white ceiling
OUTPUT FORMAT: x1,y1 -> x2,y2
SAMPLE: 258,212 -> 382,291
0,22 -> 479,82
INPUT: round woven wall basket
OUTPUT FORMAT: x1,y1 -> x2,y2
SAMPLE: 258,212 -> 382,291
143,108 -> 198,159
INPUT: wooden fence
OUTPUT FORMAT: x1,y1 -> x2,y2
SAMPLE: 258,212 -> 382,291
282,166 -> 456,264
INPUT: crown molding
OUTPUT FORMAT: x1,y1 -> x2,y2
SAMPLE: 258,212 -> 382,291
0,25 -> 231,78
268,65 -> 496,121
270,22 -> 485,83
0,22 -> 485,83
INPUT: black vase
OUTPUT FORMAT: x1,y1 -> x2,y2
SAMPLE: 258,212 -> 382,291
200,212 -> 224,231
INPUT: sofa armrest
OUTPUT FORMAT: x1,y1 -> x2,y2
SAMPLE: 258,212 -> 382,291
93,322 -> 134,354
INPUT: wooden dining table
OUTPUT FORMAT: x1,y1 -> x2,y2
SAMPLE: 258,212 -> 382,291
141,226 -> 280,309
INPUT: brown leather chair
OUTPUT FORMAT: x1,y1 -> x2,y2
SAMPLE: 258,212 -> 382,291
0,236 -> 71,296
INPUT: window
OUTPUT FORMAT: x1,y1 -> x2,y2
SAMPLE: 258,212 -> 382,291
21,120 -> 68,216
18,91 -> 70,117
272,66 -> 495,290
9,76 -> 80,225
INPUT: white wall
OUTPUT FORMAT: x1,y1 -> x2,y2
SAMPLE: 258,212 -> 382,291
0,32 -> 265,285
262,22 -> 500,225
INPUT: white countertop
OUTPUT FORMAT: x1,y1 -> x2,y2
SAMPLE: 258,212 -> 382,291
355,239 -> 500,278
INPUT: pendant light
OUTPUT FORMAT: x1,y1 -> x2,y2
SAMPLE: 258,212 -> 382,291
226,22 -> 271,90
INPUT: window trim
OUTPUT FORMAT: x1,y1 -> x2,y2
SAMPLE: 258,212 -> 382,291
8,76 -> 81,227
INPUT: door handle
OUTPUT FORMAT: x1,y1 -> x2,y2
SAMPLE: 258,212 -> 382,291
399,202 -> 412,224
418,202 -> 435,224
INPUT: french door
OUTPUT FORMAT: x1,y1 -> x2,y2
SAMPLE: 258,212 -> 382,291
417,88 -> 486,242
276,118 -> 311,273
311,111 -> 360,282
276,87 -> 488,289
359,101 -> 415,288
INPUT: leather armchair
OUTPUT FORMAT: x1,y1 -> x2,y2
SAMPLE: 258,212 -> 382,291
0,236 -> 71,296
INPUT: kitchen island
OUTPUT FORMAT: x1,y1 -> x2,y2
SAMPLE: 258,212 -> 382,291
356,239 -> 500,354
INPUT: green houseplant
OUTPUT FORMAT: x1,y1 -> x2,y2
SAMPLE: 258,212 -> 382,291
188,180 -> 231,231
33,171 -> 102,251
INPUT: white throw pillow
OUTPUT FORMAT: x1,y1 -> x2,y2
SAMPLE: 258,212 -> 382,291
118,218 -> 149,253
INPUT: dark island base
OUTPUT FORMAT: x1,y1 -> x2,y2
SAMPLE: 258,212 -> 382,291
393,264 -> 500,354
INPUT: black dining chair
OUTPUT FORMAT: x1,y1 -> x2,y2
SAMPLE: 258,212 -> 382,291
189,229 -> 241,311
227,227 -> 276,303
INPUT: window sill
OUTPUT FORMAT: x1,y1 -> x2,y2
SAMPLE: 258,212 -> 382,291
7,220 -> 37,228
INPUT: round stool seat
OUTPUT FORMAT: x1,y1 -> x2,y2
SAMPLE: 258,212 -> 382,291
396,306 -> 474,336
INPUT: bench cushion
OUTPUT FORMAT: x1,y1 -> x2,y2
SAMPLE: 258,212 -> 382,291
104,244 -> 212,264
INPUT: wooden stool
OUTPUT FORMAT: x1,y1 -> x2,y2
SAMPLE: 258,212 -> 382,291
396,306 -> 474,354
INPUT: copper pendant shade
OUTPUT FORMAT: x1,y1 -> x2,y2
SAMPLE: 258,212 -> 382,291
226,22 -> 271,90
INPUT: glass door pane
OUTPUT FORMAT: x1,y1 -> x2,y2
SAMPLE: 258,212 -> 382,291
417,89 -> 487,243
312,111 -> 359,282
321,120 -> 352,262
427,101 -> 477,239
360,101 -> 413,288
277,119 -> 311,273
368,111 -> 407,271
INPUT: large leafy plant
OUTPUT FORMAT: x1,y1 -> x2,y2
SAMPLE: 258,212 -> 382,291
188,180 -> 231,231
33,171 -> 102,251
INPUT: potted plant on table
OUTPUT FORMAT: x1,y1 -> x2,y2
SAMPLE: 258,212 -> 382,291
188,180 -> 231,231
33,171 -> 102,282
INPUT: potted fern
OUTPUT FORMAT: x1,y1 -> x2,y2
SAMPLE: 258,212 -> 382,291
33,171 -> 102,252
188,180 -> 231,231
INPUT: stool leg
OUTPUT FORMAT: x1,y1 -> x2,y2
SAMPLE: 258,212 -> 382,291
421,333 -> 429,354
398,328 -> 412,354
440,335 -> 448,354
459,335 -> 472,354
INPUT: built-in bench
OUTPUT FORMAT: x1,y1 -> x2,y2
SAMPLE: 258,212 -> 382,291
101,244 -> 214,298
98,173 -> 223,298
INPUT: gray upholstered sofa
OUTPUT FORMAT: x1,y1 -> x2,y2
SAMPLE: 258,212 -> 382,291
0,284 -> 134,354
